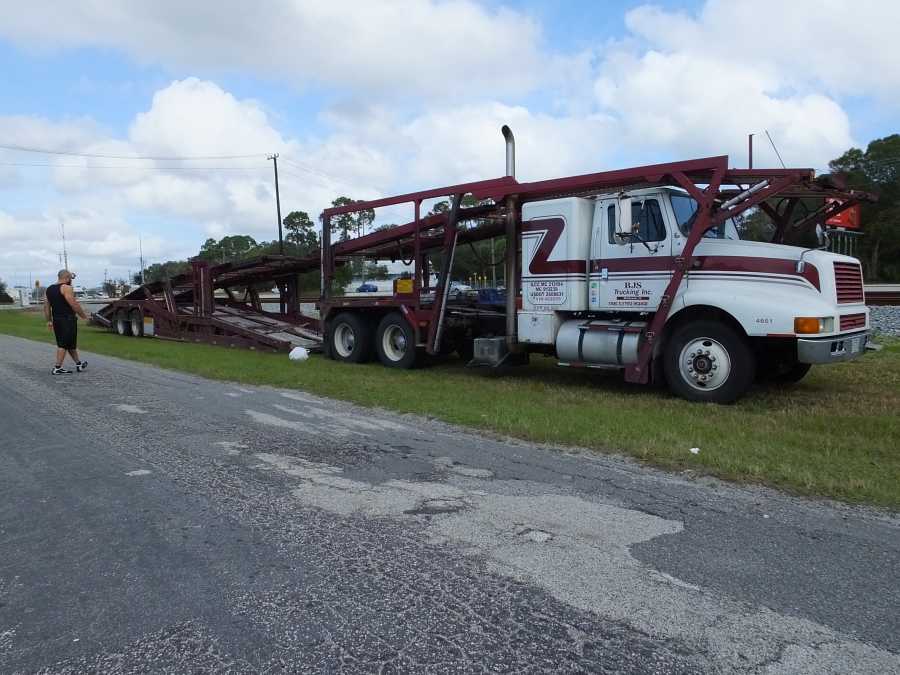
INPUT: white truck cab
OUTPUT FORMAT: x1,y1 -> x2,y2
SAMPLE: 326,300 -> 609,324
517,187 -> 869,402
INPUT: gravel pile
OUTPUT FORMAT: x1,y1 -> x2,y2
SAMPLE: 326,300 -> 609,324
870,306 -> 900,336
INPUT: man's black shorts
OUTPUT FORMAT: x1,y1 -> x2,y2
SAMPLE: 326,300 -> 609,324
52,316 -> 78,349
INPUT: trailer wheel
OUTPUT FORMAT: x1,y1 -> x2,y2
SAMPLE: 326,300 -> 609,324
115,311 -> 133,337
130,310 -> 144,337
328,312 -> 373,363
663,320 -> 755,403
375,312 -> 418,369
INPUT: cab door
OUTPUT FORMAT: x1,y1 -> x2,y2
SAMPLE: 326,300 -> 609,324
589,196 -> 673,311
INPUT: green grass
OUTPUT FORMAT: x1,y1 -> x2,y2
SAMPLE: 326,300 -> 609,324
3,309 -> 899,508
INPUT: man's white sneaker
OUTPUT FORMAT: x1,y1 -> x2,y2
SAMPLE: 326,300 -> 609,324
76,360 -> 88,372
52,366 -> 72,375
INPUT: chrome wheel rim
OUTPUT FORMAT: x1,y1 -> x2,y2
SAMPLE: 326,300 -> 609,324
334,323 -> 356,358
130,316 -> 142,335
678,337 -> 731,392
382,324 -> 407,362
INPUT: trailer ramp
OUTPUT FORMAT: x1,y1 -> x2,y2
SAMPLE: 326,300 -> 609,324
212,305 -> 322,351
94,255 -> 324,353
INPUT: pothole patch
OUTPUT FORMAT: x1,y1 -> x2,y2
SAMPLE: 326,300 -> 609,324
433,456 -> 494,479
404,497 -> 469,516
112,404 -> 147,414
215,441 -> 249,455
516,527 -> 554,543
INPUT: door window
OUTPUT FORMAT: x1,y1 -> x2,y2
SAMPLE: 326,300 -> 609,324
607,199 -> 666,244
670,193 -> 740,240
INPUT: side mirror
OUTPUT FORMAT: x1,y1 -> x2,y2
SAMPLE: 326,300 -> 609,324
617,197 -> 634,236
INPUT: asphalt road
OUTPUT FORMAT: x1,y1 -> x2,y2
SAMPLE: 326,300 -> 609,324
1,335 -> 898,674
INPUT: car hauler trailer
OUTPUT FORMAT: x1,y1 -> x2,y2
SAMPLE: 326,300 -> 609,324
98,126 -> 875,403
93,255 -> 323,352
317,127 -> 875,403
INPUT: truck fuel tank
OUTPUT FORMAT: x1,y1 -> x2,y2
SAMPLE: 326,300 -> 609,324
556,319 -> 646,367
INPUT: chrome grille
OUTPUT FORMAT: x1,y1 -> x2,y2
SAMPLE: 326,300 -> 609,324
834,262 -> 864,304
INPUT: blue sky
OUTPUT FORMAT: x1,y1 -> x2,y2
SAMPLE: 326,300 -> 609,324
0,0 -> 896,287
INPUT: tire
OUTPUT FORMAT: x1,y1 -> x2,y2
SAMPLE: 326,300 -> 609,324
663,320 -> 755,403
375,312 -> 418,369
772,362 -> 811,384
456,337 -> 475,363
115,311 -> 133,337
130,310 -> 144,337
328,312 -> 373,363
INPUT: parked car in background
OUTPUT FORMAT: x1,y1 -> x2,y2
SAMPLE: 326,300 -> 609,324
356,282 -> 378,293
449,283 -> 472,300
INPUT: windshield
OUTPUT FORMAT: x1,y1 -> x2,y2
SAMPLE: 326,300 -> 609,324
670,194 -> 740,240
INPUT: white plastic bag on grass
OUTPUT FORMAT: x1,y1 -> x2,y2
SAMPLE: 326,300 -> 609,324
289,347 -> 309,362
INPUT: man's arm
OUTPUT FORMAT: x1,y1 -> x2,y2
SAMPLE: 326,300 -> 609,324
44,294 -> 52,328
62,285 -> 88,320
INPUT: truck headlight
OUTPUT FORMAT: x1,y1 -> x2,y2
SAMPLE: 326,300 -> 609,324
794,317 -> 833,334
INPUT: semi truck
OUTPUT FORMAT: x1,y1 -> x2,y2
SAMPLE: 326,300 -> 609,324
317,127 -> 873,403
98,126 -> 874,403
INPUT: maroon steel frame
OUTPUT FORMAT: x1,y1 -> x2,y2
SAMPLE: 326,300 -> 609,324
320,155 -> 873,379
95,255 -> 323,352
98,153 -> 872,368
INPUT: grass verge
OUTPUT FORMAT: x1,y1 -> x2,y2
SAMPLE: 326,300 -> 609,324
2,309 -> 898,508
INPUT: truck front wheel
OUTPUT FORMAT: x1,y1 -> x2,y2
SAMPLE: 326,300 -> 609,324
328,312 -> 373,363
663,320 -> 755,404
772,361 -> 811,385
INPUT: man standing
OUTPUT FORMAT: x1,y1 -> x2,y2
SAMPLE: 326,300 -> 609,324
44,269 -> 89,374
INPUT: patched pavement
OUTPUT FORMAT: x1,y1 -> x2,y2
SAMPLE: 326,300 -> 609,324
1,335 -> 897,673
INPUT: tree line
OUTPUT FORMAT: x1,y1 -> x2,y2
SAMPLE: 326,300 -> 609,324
0,277 -> 12,303
140,194 -> 505,289
828,134 -> 899,281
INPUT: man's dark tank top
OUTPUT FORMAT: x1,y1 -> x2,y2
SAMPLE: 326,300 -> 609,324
46,283 -> 75,319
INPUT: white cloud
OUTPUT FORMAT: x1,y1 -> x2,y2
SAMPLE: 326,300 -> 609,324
593,49 -> 854,169
401,103 -> 616,185
626,1 -> 900,105
0,206 -> 170,288
0,1 -> 548,99
129,79 -> 283,157
2,1 -> 893,287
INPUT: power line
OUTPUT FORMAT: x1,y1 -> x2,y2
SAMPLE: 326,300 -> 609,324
764,129 -> 786,169
0,161 -> 267,171
280,157 -> 340,183
0,142 -> 263,160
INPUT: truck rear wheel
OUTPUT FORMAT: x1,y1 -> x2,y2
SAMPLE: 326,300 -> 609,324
664,320 -> 755,404
328,312 -> 373,363
375,312 -> 418,369
130,310 -> 144,337
115,311 -> 133,337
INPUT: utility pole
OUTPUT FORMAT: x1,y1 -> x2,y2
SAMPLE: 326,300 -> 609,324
138,235 -> 145,285
60,220 -> 69,270
268,153 -> 284,255
491,238 -> 496,287
748,133 -> 754,169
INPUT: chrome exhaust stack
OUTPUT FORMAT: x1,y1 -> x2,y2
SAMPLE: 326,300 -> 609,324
501,125 -> 519,349
501,125 -> 515,178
